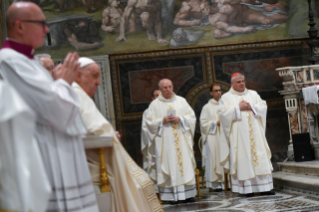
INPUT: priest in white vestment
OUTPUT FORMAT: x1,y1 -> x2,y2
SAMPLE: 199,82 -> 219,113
218,73 -> 274,196
200,83 -> 226,192
141,89 -> 161,187
0,3 -> 99,211
0,80 -> 51,212
72,57 -> 163,212
146,79 -> 197,203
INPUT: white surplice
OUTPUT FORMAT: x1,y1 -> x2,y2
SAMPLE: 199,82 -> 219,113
200,99 -> 225,189
218,88 -> 273,194
146,93 -> 197,201
0,80 -> 51,212
0,49 -> 99,212
72,82 -> 163,212
141,109 -> 158,188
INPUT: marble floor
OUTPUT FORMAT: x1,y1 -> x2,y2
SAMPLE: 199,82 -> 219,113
161,189 -> 319,212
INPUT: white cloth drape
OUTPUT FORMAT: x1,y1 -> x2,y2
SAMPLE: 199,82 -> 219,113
0,80 -> 51,212
0,49 -> 98,212
302,85 -> 319,105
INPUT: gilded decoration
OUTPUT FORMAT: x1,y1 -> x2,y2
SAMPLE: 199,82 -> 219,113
168,105 -> 184,177
246,110 -> 259,167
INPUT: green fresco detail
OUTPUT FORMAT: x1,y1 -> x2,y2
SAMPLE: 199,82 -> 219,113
2,0 -> 319,56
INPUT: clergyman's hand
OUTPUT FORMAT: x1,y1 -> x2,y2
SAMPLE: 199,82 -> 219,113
217,120 -> 220,126
163,115 -> 172,124
170,116 -> 181,124
54,52 -> 80,85
239,100 -> 252,111
115,131 -> 121,140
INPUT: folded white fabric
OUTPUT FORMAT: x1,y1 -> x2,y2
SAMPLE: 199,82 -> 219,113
302,85 -> 319,105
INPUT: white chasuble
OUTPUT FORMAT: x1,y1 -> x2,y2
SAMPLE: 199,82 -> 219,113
141,109 -> 157,186
0,80 -> 51,212
0,49 -> 98,212
72,83 -> 163,212
146,93 -> 197,201
199,99 -> 225,189
218,88 -> 273,194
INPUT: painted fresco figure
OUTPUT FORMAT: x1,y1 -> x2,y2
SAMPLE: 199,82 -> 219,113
200,0 -> 288,39
173,0 -> 205,27
114,0 -> 168,43
101,0 -> 123,33
63,20 -> 103,50
44,15 -> 103,51
159,0 -> 176,29
53,0 -> 100,13
169,28 -> 206,47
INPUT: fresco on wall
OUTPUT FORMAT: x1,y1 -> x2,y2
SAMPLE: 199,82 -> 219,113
2,0 -> 318,56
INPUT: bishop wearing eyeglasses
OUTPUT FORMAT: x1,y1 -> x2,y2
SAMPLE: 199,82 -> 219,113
199,83 -> 226,192
0,2 -> 99,211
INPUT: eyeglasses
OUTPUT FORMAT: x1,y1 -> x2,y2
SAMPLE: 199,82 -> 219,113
20,20 -> 47,30
213,89 -> 222,92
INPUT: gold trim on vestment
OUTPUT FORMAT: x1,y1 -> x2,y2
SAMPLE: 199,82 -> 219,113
246,110 -> 258,167
120,145 -> 163,212
168,105 -> 184,177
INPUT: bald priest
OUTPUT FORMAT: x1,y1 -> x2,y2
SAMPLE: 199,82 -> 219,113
72,57 -> 163,212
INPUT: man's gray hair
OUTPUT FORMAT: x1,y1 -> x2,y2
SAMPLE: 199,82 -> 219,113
231,74 -> 245,83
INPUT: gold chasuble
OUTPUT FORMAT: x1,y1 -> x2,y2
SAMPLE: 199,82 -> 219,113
218,88 -> 273,194
146,93 -> 197,201
72,83 -> 163,212
200,99 -> 225,189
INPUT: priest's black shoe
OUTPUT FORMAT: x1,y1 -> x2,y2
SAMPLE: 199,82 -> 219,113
261,190 -> 276,196
169,201 -> 177,205
246,193 -> 254,197
185,197 -> 195,202
214,188 -> 223,192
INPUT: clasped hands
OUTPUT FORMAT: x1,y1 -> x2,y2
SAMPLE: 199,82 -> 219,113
163,115 -> 180,124
52,52 -> 80,85
239,100 -> 252,111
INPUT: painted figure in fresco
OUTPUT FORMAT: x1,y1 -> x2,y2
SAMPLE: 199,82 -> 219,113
114,0 -> 168,43
101,0 -> 123,33
53,0 -> 101,13
159,0 -> 176,29
45,15 -> 103,51
173,0 -> 205,27
200,0 -> 288,39
169,28 -> 207,47
63,20 -> 103,50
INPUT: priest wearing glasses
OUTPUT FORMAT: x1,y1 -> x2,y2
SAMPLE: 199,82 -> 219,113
0,2 -> 98,211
